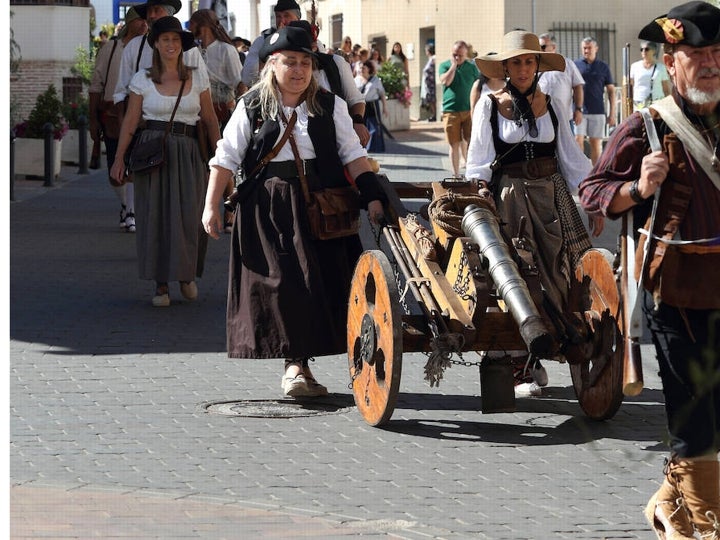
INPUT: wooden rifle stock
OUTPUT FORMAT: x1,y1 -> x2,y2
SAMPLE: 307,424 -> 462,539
620,199 -> 644,396
619,43 -> 644,396
621,235 -> 644,396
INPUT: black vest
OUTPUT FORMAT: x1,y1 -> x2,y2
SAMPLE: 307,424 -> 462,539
241,88 -> 347,188
489,95 -> 559,165
316,53 -> 344,99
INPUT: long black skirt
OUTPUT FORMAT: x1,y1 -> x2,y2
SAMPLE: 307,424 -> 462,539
226,176 -> 363,359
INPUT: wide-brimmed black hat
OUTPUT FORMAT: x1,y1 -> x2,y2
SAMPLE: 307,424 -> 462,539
148,16 -> 196,51
639,1 -> 720,47
274,0 -> 300,12
134,0 -> 182,20
259,26 -> 315,62
475,31 -> 565,80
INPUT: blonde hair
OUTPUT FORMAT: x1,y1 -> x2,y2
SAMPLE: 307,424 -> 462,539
247,53 -> 323,120
148,47 -> 192,84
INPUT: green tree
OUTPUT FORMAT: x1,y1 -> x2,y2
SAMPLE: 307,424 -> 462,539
16,85 -> 68,140
70,45 -> 96,87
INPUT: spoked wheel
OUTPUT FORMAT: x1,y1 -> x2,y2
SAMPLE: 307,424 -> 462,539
347,250 -> 403,426
569,249 -> 624,420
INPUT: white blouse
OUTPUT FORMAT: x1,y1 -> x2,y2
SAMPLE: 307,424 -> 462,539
466,94 -> 591,190
210,94 -> 367,176
128,67 -> 210,125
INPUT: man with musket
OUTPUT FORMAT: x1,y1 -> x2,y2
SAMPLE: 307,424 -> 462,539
579,2 -> 720,538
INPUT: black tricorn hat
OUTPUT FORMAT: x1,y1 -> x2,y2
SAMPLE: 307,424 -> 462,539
639,0 -> 720,47
148,16 -> 196,51
259,26 -> 315,62
134,0 -> 183,20
274,0 -> 300,12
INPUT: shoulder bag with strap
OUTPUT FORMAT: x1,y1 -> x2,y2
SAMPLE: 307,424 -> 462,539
281,108 -> 360,240
98,39 -> 123,140
127,78 -> 186,174
223,111 -> 298,211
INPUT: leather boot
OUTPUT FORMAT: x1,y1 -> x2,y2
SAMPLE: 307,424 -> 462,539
645,458 -> 695,540
674,456 -> 720,539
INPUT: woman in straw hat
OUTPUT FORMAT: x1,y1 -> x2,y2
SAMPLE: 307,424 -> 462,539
466,31 -> 604,397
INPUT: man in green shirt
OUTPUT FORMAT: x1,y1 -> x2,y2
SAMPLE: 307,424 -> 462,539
439,40 -> 480,177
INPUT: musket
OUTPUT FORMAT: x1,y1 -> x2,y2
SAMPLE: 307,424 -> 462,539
619,43 -> 644,396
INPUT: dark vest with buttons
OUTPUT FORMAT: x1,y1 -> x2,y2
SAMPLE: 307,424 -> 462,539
242,88 -> 347,188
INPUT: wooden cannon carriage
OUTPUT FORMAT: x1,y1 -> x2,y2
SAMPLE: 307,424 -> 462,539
346,176 -> 625,426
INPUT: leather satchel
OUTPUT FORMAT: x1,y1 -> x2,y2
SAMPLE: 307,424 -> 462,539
283,110 -> 360,240
127,136 -> 165,173
305,185 -> 361,240
127,79 -> 186,174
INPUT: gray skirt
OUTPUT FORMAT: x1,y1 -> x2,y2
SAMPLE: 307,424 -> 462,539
495,171 -> 592,314
132,129 -> 208,283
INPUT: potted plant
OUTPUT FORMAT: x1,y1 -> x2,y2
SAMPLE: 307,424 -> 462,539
14,84 -> 68,177
61,96 -> 90,164
376,61 -> 411,131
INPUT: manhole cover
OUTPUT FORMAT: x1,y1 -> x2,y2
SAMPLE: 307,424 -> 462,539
201,397 -> 355,418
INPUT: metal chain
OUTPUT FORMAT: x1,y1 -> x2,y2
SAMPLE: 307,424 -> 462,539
451,249 -> 476,304
347,363 -> 362,389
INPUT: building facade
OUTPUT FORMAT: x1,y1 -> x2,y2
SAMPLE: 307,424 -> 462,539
10,0 -> 91,123
310,0 -> 681,119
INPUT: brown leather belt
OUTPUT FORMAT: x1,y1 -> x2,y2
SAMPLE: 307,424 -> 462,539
144,119 -> 197,138
501,157 -> 558,180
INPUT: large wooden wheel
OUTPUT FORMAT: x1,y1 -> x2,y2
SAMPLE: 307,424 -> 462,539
569,249 -> 624,420
347,250 -> 403,426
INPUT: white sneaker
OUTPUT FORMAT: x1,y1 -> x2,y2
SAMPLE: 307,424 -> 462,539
531,360 -> 548,387
119,206 -> 128,229
514,381 -> 542,397
305,376 -> 329,397
124,212 -> 136,233
179,281 -> 198,301
281,374 -> 310,397
152,293 -> 170,307
512,357 -> 542,397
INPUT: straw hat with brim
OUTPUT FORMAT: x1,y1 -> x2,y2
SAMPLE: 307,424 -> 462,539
134,0 -> 182,21
475,31 -> 565,80
147,16 -> 196,51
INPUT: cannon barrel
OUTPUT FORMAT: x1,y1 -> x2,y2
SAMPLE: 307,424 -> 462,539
461,204 -> 554,356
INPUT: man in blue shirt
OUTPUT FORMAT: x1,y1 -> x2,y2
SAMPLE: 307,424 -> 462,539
574,37 -> 616,164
